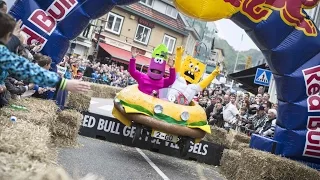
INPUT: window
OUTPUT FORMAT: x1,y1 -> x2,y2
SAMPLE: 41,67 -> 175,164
163,35 -> 176,54
139,0 -> 153,7
165,5 -> 178,19
105,12 -> 124,35
134,24 -> 151,45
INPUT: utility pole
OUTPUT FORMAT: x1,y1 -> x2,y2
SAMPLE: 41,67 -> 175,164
95,25 -> 103,51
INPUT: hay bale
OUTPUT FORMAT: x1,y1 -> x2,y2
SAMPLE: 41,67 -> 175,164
0,98 -> 57,127
90,83 -> 122,99
51,136 -> 79,147
0,152 -> 48,180
203,126 -> 229,147
0,116 -> 52,162
50,110 -> 82,147
220,149 -> 241,180
30,167 -> 72,180
233,132 -> 250,144
230,141 -> 249,151
66,92 -> 92,112
236,148 -> 320,180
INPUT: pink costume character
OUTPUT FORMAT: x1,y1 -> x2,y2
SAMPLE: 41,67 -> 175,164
129,44 -> 175,95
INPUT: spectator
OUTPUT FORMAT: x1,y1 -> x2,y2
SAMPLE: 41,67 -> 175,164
0,1 -> 7,13
247,106 -> 268,134
259,109 -> 277,138
223,94 -> 239,129
208,102 -> 224,128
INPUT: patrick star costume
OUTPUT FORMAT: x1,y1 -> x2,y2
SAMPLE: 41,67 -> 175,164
128,44 -> 176,95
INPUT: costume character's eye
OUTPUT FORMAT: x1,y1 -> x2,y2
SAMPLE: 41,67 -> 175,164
194,66 -> 199,72
158,59 -> 164,64
189,63 -> 194,68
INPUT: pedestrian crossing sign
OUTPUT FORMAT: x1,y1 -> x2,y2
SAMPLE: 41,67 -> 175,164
254,68 -> 272,86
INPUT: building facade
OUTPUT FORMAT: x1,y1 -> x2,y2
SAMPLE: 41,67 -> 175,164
71,0 -> 192,69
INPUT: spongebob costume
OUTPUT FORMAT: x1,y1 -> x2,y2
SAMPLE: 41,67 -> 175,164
168,47 -> 220,104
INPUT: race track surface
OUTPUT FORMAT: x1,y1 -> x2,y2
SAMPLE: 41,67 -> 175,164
58,136 -> 226,180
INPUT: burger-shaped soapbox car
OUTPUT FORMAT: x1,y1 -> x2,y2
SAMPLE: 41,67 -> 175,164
112,85 -> 211,156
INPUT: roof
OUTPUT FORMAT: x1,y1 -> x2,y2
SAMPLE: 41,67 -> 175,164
119,3 -> 188,36
99,43 -> 170,71
228,63 -> 269,94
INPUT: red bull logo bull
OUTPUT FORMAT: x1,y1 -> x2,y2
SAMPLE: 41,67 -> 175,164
225,0 -> 319,36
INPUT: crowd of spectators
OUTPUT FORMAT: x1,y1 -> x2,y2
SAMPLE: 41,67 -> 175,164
200,85 -> 278,138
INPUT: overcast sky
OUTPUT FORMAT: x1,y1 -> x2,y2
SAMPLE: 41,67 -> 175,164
214,19 -> 259,51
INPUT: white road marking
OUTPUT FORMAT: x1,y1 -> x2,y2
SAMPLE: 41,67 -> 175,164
136,148 -> 170,180
98,105 -> 113,111
90,100 -> 99,105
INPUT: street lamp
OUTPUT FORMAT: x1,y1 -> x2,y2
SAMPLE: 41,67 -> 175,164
95,25 -> 103,51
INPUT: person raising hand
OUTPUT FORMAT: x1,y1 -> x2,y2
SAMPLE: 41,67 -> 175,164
0,12 -> 90,93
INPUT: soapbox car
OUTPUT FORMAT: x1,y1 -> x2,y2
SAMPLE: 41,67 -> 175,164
112,85 -> 211,156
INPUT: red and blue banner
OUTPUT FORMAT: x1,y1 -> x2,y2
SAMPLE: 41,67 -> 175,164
9,0 -> 139,71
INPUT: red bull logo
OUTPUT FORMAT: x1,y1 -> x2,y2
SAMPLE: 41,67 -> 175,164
224,0 -> 319,36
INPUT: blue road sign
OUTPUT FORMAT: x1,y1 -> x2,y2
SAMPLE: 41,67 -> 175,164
254,68 -> 272,86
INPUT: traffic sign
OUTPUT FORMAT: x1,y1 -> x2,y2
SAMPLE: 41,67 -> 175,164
254,68 -> 272,86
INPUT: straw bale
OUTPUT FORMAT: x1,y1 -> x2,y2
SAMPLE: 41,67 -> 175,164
230,141 -> 248,151
30,167 -> 72,180
220,149 -> 241,180
51,135 -> 79,148
235,148 -> 320,180
50,110 -> 82,147
0,98 -> 57,127
90,83 -> 122,99
203,126 -> 229,147
56,109 -> 83,127
233,132 -> 251,144
66,91 -> 92,112
0,117 -> 51,162
0,152 -> 48,180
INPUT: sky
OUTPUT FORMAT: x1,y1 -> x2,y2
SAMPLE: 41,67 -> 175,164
5,0 -> 15,10
213,19 -> 259,51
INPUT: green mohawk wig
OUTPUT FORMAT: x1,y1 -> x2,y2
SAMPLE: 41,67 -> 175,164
152,44 -> 169,61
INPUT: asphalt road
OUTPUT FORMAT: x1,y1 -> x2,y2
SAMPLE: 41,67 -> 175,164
58,98 -> 226,180
58,136 -> 226,180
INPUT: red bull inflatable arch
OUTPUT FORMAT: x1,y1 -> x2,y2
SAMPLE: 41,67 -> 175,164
8,0 -> 320,169
173,0 -> 320,168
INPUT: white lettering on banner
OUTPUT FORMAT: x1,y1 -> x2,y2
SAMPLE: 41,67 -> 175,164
151,139 -> 161,145
27,0 -> 78,35
82,115 -> 96,128
97,118 -> 104,130
189,142 -> 208,156
123,126 -> 131,137
303,66 -> 320,159
21,25 -> 47,51
82,115 -> 89,127
96,118 -> 120,134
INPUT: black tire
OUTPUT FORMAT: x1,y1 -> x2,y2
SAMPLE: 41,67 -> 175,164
132,124 -> 142,144
178,137 -> 191,157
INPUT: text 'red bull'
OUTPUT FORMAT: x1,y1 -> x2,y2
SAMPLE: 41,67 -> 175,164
224,0 -> 319,36
22,0 -> 78,50
303,66 -> 320,159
